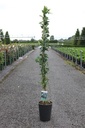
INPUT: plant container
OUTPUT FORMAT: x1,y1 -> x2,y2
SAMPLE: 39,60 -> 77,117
39,101 -> 52,121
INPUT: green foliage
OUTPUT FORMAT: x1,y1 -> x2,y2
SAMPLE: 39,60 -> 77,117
74,29 -> 80,45
50,35 -> 54,41
80,27 -> 85,45
5,31 -> 10,44
0,52 -> 4,65
54,47 -> 85,62
36,6 -> 50,91
0,43 -> 33,69
0,30 -> 4,43
49,40 -> 58,43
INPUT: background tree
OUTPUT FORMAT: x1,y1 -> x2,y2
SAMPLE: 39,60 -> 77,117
0,29 -> 4,43
80,27 -> 85,46
5,31 -> 10,44
74,29 -> 80,45
12,39 -> 19,43
50,35 -> 54,41
31,38 -> 35,42
1,31 -> 4,43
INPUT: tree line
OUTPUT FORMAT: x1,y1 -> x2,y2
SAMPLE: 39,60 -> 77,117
74,27 -> 85,46
0,30 -> 10,44
0,29 -> 37,44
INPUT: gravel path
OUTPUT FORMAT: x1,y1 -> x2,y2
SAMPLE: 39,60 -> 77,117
0,48 -> 85,128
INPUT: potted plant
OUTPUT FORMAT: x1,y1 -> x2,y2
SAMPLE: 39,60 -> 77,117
36,6 -> 52,121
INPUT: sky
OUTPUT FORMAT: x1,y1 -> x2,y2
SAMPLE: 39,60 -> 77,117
0,0 -> 85,40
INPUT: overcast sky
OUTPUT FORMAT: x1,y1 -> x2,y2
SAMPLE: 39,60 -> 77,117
0,0 -> 85,40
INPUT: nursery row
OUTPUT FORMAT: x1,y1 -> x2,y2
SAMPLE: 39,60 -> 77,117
0,43 -> 34,71
52,47 -> 85,68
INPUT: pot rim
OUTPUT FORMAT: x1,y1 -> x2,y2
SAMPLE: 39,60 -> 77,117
39,101 -> 52,105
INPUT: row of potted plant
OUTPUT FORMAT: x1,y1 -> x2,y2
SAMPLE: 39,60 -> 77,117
0,44 -> 33,70
53,47 -> 85,68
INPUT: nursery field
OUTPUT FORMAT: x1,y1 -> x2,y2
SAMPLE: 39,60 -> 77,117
53,47 -> 85,68
0,43 -> 37,70
55,47 -> 85,59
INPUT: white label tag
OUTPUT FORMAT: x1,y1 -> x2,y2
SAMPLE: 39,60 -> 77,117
41,91 -> 48,101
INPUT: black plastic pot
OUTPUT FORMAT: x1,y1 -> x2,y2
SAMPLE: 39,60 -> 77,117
82,62 -> 85,68
39,101 -> 52,121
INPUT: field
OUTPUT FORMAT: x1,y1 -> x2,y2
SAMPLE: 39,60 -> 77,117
1,42 -> 85,70
0,43 -> 38,70
52,46 -> 85,68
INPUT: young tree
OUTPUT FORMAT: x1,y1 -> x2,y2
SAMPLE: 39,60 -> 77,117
80,27 -> 85,46
74,29 -> 80,45
36,6 -> 50,91
5,31 -> 10,44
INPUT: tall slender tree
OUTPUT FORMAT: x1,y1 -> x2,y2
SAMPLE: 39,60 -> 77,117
74,29 -> 80,45
5,31 -> 10,44
50,35 -> 54,41
36,6 -> 50,91
80,27 -> 85,45
0,30 -> 4,43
